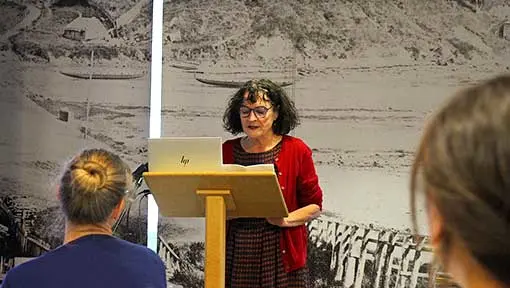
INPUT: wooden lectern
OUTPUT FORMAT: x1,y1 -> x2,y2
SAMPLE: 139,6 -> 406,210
143,170 -> 288,288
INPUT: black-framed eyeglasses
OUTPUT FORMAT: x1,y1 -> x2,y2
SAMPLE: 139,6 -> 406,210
239,105 -> 272,118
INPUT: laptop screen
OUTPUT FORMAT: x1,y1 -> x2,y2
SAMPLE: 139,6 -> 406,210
148,137 -> 223,172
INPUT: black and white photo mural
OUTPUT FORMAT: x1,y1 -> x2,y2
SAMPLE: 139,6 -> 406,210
157,0 -> 510,287
0,0 -> 153,278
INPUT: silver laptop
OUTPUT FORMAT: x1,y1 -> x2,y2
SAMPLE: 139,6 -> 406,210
148,137 -> 223,172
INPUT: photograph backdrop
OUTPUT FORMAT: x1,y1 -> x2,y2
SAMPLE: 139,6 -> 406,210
157,0 -> 510,287
2,0 -> 510,287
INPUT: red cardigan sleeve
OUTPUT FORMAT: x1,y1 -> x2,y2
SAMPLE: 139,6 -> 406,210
296,144 -> 323,210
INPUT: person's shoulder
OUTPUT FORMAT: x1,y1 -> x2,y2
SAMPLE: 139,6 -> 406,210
3,260 -> 32,283
222,137 -> 242,151
113,237 -> 157,255
222,137 -> 241,146
113,238 -> 164,265
282,135 -> 311,151
2,250 -> 58,284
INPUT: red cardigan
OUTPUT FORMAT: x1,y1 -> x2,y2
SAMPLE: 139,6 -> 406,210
222,135 -> 323,272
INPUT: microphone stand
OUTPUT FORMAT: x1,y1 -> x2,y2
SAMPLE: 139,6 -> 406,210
112,163 -> 151,234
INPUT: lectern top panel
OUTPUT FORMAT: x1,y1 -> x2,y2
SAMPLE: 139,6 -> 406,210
143,171 -> 288,218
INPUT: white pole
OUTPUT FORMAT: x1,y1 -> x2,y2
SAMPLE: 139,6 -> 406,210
147,0 -> 164,252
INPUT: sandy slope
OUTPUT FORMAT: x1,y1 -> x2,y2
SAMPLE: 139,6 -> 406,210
0,57 -> 120,206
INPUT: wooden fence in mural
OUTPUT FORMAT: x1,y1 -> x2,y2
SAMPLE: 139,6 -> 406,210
1,200 -> 439,287
157,215 -> 438,287
158,234 -> 181,280
0,201 -> 50,257
307,216 -> 434,287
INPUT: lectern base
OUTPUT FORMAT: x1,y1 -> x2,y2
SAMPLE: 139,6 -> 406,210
197,190 -> 229,288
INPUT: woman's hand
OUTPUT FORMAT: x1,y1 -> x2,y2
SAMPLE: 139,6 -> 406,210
267,204 -> 321,228
266,217 -> 288,227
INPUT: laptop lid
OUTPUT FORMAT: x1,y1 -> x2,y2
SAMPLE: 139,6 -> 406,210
148,137 -> 223,172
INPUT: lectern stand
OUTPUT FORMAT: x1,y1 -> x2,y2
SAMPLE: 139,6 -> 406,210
143,170 -> 288,288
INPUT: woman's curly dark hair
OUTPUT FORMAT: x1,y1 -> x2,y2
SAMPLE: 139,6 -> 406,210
223,79 -> 300,135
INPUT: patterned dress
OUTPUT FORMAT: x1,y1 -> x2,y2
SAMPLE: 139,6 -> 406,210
225,140 -> 310,288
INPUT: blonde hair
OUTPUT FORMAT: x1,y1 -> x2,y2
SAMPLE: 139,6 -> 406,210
59,149 -> 131,225
410,74 -> 510,285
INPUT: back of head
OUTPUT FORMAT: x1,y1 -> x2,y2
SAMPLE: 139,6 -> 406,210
411,74 -> 510,285
59,149 -> 131,225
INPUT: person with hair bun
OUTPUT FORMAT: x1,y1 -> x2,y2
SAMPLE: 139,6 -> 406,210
2,149 -> 167,288
410,74 -> 510,288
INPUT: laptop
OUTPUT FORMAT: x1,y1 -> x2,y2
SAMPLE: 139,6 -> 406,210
148,137 -> 223,172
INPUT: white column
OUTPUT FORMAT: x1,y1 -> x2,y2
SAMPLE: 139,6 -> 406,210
147,0 -> 164,252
